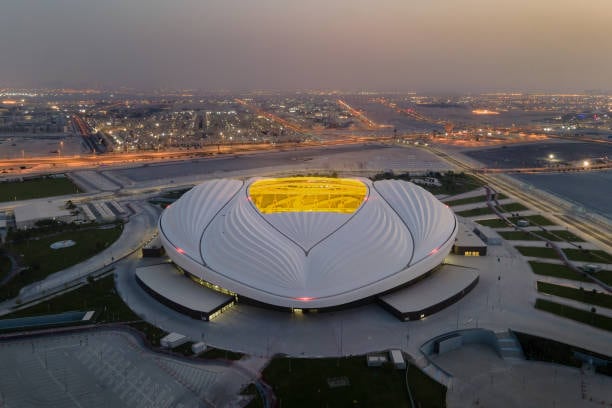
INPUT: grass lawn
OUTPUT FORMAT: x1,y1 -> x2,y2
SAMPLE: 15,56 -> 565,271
444,195 -> 486,206
0,176 -> 82,202
537,281 -> 612,309
497,202 -> 529,212
2,273 -> 173,347
516,246 -> 612,264
0,256 -> 11,281
476,214 -> 557,228
200,348 -> 244,361
535,298 -> 612,332
514,331 -> 612,373
515,246 -> 559,259
5,274 -> 139,321
515,215 -> 556,226
407,363 -> 447,408
528,261 -> 591,282
514,332 -> 582,367
262,356 -> 445,408
476,218 -> 510,228
161,188 -> 192,199
500,230 -> 585,242
1,224 -> 123,300
372,171 -> 483,196
456,202 -> 529,217
563,248 -> 612,264
244,383 -> 264,408
455,206 -> 494,217
444,193 -> 507,207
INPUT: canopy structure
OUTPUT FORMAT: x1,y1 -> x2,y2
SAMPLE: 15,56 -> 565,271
159,177 -> 457,309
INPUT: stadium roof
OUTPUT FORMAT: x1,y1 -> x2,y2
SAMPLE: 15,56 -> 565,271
159,177 -> 457,309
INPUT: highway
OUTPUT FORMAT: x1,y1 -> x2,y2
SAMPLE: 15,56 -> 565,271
336,99 -> 380,130
0,137 -> 395,177
426,145 -> 612,250
72,115 -> 105,154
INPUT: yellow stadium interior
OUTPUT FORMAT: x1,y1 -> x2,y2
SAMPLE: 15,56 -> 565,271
249,177 -> 368,214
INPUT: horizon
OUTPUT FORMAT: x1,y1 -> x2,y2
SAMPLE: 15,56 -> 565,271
1,0 -> 611,92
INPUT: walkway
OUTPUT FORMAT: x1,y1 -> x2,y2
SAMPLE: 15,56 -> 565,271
0,327 -> 256,407
435,344 -> 612,408
0,201 -> 160,316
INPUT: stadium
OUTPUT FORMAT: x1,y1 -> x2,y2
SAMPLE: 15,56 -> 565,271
147,177 -> 462,317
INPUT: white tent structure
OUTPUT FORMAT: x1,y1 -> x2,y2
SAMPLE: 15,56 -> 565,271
158,177 -> 457,310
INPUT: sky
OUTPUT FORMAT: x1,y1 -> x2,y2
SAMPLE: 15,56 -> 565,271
1,0 -> 611,92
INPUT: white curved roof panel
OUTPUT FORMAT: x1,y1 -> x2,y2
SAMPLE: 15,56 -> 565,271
159,177 -> 457,309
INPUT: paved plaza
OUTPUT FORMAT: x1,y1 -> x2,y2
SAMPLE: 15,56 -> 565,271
435,344 -> 612,408
116,236 -> 612,359
0,329 -> 256,408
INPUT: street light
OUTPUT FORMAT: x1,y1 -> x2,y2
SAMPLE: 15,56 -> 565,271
583,160 -> 590,167
548,154 -> 554,160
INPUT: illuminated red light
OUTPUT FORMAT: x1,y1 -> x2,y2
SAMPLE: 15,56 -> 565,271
176,247 -> 186,254
429,248 -> 439,255
295,297 -> 314,301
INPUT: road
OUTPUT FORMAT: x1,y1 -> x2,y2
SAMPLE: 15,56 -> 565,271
426,145 -> 612,250
0,201 -> 160,316
336,99 -> 380,129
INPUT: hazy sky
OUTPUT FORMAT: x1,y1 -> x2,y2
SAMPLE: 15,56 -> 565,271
1,0 -> 611,92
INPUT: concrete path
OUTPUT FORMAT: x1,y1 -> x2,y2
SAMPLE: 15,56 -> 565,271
0,201 -> 160,316
0,328 -> 255,408
435,344 -> 612,408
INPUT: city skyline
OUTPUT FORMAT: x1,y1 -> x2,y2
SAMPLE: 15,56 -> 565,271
1,0 -> 612,92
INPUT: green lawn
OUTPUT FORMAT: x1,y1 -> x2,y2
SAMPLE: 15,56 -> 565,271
476,218 -> 511,228
1,224 -> 123,300
5,274 -> 139,321
372,171 -> 483,196
444,195 -> 486,206
407,363 -> 447,408
499,230 -> 585,242
497,202 -> 529,212
514,332 -> 582,367
515,246 -> 559,259
444,193 -> 507,207
563,248 -> 612,264
244,383 -> 264,408
516,246 -> 612,264
535,298 -> 612,331
537,281 -> 612,309
455,206 -> 494,217
515,215 -> 556,226
528,261 -> 591,282
2,273 -> 172,347
594,271 -> 612,286
457,202 -> 529,217
0,176 -> 82,202
0,256 -> 11,282
201,348 -> 244,360
262,356 -> 445,408
476,214 -> 557,228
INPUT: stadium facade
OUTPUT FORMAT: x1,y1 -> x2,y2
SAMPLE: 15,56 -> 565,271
157,177 -> 458,311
